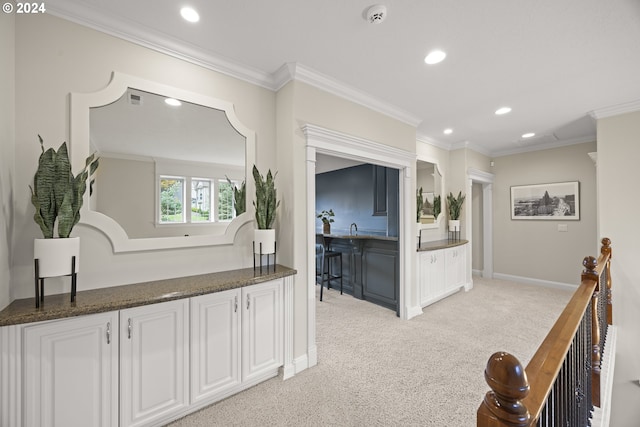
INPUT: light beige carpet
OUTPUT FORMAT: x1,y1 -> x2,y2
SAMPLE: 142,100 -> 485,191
169,277 -> 572,426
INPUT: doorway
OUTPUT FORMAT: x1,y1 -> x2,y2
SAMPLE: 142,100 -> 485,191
303,124 -> 416,368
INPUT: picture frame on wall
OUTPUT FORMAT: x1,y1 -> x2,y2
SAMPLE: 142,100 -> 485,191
511,181 -> 580,220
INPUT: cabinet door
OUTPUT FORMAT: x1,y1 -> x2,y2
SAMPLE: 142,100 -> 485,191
445,246 -> 466,290
120,299 -> 189,427
23,312 -> 119,427
372,165 -> 387,216
422,250 -> 446,305
242,279 -> 283,383
190,288 -> 241,405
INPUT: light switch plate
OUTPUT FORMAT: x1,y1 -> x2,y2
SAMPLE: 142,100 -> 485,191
558,224 -> 568,232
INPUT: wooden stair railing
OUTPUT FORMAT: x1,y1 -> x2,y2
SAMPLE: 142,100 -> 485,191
478,238 -> 613,427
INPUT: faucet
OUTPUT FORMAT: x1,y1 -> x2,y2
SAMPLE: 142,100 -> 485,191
350,223 -> 358,236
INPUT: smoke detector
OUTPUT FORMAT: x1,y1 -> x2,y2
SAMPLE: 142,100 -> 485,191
366,5 -> 387,24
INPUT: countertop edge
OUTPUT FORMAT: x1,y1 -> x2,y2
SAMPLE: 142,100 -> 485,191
417,239 -> 469,252
0,265 -> 297,327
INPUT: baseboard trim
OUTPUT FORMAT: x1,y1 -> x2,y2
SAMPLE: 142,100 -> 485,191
493,272 -> 577,291
406,304 -> 423,320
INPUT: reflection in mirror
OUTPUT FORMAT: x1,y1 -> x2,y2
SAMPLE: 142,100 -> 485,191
90,88 -> 245,238
70,71 -> 256,252
416,160 -> 443,228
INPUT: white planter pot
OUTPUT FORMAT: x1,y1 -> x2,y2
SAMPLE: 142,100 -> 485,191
34,237 -> 80,278
448,220 -> 460,232
254,229 -> 276,254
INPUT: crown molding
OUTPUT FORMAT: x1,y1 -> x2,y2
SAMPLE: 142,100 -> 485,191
47,4 -> 423,128
589,99 -> 640,120
491,134 -> 596,158
46,3 -> 277,90
416,133 -> 451,151
278,63 -> 422,127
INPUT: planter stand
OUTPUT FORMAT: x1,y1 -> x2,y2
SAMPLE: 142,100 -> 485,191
253,241 -> 277,273
34,256 -> 77,308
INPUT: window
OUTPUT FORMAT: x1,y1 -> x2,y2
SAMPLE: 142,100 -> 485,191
159,175 -> 239,225
160,177 -> 185,223
191,179 -> 211,222
218,179 -> 235,221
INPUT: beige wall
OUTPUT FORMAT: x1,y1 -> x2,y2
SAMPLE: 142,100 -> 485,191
0,13 -> 15,310
13,13 -> 275,299
492,141 -> 597,285
597,110 -> 640,425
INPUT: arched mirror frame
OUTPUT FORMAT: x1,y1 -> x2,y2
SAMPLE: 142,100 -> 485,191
70,71 -> 256,252
416,155 -> 445,230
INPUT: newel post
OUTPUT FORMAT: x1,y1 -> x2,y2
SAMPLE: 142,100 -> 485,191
477,352 -> 530,427
583,255 -> 601,407
601,237 -> 613,325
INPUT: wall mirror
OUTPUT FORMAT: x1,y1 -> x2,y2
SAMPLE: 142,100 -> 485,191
416,158 -> 444,230
70,71 -> 256,252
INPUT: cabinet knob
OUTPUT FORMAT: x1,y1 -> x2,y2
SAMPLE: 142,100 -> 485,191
234,295 -> 238,313
247,294 -> 250,310
127,318 -> 132,339
106,321 -> 111,344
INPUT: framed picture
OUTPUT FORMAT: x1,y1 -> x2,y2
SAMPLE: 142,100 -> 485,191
511,181 -> 580,220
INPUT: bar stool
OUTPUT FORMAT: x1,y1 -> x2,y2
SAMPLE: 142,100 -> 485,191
315,234 -> 343,301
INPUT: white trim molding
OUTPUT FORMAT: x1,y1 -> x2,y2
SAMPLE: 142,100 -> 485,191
589,99 -> 640,120
493,272 -> 577,291
70,71 -> 256,252
303,124 -> 419,329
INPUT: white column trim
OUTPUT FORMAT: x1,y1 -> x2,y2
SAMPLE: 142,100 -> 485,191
468,168 -> 494,280
305,146 -> 318,369
0,325 -> 21,427
282,275 -> 295,379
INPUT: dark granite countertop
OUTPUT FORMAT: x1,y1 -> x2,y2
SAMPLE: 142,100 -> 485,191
417,239 -> 468,252
323,234 -> 398,242
0,265 -> 296,327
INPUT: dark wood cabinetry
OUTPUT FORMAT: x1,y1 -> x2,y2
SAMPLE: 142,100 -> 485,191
372,165 -> 387,216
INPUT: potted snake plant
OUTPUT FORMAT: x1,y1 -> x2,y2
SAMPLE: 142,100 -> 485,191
30,135 -> 99,280
446,191 -> 465,232
252,165 -> 279,254
226,176 -> 246,216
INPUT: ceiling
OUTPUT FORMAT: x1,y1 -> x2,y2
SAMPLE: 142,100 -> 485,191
46,0 -> 640,156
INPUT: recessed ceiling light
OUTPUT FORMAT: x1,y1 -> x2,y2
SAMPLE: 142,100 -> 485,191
180,7 -> 200,23
443,128 -> 453,135
495,107 -> 512,115
522,132 -> 535,138
424,50 -> 446,65
165,98 -> 182,107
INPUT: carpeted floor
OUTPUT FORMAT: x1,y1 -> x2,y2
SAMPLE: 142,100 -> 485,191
169,277 -> 572,426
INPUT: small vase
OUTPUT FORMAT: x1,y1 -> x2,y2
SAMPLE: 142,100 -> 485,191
449,220 -> 460,232
34,237 -> 80,278
254,229 -> 276,254
323,223 -> 330,234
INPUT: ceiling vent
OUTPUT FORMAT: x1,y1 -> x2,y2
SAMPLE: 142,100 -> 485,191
366,5 -> 387,24
128,90 -> 143,106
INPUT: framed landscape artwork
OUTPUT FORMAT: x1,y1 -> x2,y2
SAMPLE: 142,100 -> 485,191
511,181 -> 580,220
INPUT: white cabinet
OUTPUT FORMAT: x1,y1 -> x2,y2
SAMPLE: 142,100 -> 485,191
22,311 -> 119,427
419,249 -> 445,307
120,299 -> 190,427
3,276 -> 291,427
190,288 -> 241,405
445,245 -> 466,289
190,279 -> 283,407
419,243 -> 468,307
242,279 -> 282,383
